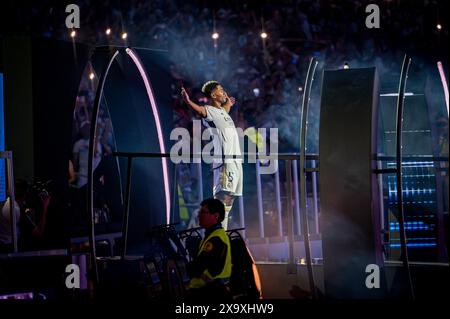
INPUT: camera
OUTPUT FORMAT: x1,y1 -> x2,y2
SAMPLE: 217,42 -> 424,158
23,180 -> 52,210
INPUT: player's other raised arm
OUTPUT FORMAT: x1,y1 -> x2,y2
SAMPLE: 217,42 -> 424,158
181,87 -> 207,118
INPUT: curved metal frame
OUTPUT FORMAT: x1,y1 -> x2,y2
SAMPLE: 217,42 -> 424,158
87,47 -> 171,285
87,49 -> 119,285
125,48 -> 171,224
299,57 -> 318,298
395,54 -> 415,299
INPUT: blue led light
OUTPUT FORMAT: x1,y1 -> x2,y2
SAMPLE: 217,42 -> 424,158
387,161 -> 434,168
0,73 -> 5,201
389,243 -> 437,248
389,227 -> 430,231
389,201 -> 436,204
389,221 -> 432,231
391,237 -> 436,241
388,189 -> 435,195
383,162 -> 438,253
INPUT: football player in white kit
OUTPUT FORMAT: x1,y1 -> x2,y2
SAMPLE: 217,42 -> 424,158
181,81 -> 242,230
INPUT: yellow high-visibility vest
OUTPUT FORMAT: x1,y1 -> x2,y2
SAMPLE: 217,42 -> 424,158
189,228 -> 232,289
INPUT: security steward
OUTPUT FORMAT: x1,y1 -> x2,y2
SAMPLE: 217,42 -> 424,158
186,198 -> 232,301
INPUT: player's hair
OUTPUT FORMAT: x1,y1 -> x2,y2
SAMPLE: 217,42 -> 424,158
201,80 -> 220,98
200,198 -> 225,223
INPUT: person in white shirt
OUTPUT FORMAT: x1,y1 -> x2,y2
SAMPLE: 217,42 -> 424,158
181,81 -> 242,230
0,179 -> 27,252
72,121 -> 102,188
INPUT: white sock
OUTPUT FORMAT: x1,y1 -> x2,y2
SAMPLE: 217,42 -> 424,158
222,205 -> 232,230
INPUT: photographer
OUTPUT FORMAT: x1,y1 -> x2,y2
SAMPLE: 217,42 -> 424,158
18,182 -> 52,251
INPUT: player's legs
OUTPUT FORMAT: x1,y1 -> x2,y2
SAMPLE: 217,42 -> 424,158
213,162 -> 243,230
214,191 -> 235,230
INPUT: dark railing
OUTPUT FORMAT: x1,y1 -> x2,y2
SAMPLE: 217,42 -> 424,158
111,151 -> 320,298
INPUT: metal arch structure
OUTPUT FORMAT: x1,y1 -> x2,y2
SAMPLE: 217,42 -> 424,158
87,47 -> 171,285
298,57 -> 319,298
125,48 -> 171,222
394,54 -> 415,300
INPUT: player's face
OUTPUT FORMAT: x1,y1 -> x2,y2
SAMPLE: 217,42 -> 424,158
199,205 -> 219,228
211,85 -> 228,104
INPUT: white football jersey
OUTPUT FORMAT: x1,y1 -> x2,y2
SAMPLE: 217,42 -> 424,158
203,105 -> 242,168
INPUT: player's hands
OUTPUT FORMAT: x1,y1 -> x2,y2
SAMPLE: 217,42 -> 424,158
181,87 -> 191,104
224,92 -> 235,106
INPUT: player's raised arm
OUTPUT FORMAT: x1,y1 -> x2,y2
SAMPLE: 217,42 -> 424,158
181,87 -> 207,118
